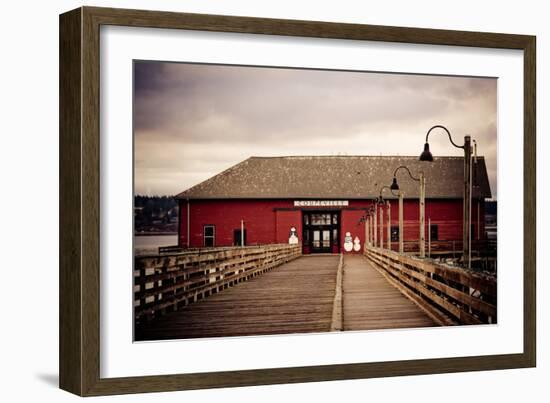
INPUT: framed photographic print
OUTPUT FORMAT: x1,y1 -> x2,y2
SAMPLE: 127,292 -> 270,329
59,6 -> 536,396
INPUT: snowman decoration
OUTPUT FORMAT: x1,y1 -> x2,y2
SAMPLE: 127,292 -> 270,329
344,232 -> 353,252
353,236 -> 361,252
288,227 -> 299,245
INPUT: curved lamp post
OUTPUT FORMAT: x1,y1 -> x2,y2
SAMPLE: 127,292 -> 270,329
359,204 -> 377,248
391,166 -> 425,257
360,202 -> 378,248
367,204 -> 376,248
420,125 -> 472,268
378,186 -> 397,250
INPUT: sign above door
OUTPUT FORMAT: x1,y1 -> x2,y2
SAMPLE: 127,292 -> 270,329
294,200 -> 349,207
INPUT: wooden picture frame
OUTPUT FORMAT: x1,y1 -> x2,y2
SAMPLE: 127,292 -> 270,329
59,6 -> 536,396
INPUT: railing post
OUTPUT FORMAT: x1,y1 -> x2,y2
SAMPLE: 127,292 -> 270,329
399,191 -> 404,254
428,217 -> 431,258
240,219 -> 245,247
463,135 -> 472,268
386,200 -> 391,250
370,215 -> 373,246
366,216 -> 370,247
373,204 -> 378,248
419,172 -> 426,258
379,204 -> 383,249
364,217 -> 369,248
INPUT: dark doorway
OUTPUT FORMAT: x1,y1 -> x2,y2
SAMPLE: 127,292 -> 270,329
302,211 -> 340,253
233,229 -> 247,246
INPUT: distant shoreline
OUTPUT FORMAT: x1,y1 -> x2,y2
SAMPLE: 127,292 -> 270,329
134,232 -> 177,236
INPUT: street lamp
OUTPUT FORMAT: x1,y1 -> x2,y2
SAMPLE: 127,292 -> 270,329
359,204 -> 377,248
390,177 -> 404,254
365,201 -> 380,248
378,186 -> 396,250
420,125 -> 472,268
391,165 -> 425,257
367,204 -> 376,248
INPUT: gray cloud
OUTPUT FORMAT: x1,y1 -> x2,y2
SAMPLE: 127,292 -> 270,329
134,61 -> 497,199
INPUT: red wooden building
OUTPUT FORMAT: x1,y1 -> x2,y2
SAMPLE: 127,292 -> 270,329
176,156 -> 491,254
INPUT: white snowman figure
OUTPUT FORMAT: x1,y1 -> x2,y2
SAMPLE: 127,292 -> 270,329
344,232 -> 353,252
288,227 -> 299,245
353,236 -> 361,252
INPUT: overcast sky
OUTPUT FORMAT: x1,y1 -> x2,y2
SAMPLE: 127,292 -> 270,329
134,61 -> 497,199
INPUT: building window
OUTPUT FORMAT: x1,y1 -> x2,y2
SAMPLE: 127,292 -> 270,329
204,225 -> 215,247
322,230 -> 330,248
234,229 -> 247,246
311,213 -> 331,225
391,226 -> 399,242
430,224 -> 439,241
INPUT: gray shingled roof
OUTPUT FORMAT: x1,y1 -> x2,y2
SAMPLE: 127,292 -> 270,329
176,156 -> 492,200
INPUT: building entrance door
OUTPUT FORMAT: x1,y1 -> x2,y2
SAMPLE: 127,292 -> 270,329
303,211 -> 340,254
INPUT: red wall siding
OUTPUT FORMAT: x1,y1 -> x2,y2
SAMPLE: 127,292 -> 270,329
341,209 -> 366,254
275,210 -> 302,244
424,199 -> 462,241
178,198 -> 483,249
363,199 -> 465,243
179,199 -> 294,247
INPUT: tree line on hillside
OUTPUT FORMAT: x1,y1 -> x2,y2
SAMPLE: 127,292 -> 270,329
134,195 -> 178,234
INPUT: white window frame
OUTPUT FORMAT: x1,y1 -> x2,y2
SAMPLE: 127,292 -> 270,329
203,225 -> 215,247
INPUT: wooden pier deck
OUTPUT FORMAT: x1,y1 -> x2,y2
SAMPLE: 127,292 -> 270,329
135,254 -> 437,341
342,255 -> 436,331
135,255 -> 339,341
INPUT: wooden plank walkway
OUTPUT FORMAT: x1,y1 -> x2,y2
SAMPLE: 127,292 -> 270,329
135,255 -> 339,341
342,255 -> 436,331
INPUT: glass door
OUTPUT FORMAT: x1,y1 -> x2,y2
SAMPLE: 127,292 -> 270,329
303,211 -> 339,253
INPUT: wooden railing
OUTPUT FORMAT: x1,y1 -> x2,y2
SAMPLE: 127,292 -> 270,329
371,240 -> 497,273
134,243 -> 301,322
380,240 -> 497,255
364,246 -> 497,326
158,245 -> 185,254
